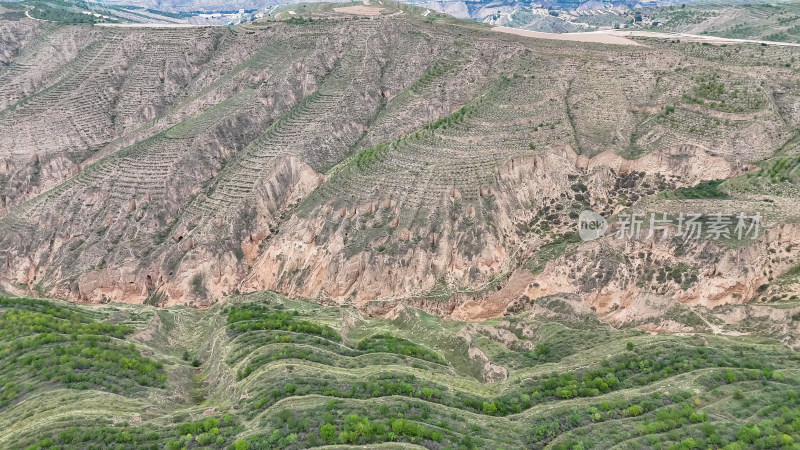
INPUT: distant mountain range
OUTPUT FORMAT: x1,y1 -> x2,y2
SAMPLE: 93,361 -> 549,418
90,0 -> 700,13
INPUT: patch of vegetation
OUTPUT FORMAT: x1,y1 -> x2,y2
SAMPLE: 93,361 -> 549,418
144,8 -> 194,19
524,242 -> 568,275
674,179 -> 728,199
227,304 -> 341,340
190,273 -> 207,298
15,414 -> 244,450
1,297 -> 800,449
356,333 -> 446,365
285,15 -> 315,25
23,0 -> 118,23
0,298 -> 165,409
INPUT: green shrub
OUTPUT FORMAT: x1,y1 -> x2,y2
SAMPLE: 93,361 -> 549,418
674,179 -> 727,199
320,423 -> 336,443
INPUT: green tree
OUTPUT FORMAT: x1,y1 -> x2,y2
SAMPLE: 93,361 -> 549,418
320,423 -> 336,443
736,424 -> 761,443
196,433 -> 215,445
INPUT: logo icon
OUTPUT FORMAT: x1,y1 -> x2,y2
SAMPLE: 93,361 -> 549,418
578,210 -> 608,242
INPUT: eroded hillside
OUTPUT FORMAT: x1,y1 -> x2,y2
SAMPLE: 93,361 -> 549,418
2,3 -> 800,321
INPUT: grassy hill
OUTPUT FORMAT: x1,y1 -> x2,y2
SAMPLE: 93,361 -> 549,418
1,294 -> 800,449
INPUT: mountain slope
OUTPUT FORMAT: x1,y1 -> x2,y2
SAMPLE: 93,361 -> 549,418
1,4 -> 800,319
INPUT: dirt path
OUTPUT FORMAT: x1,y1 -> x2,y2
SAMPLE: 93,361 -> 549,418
614,30 -> 800,47
332,5 -> 385,16
493,26 -> 800,48
97,23 -> 222,28
492,26 -> 642,46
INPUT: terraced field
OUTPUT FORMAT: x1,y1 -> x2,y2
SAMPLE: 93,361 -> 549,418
2,3 -> 800,447
1,294 -> 800,449
1,2 -> 800,321
643,2 -> 800,45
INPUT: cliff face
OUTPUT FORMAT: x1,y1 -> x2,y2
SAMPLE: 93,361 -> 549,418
2,12 -> 800,317
240,142 -> 750,307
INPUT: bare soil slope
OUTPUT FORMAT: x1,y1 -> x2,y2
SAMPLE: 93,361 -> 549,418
2,6 -> 800,318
